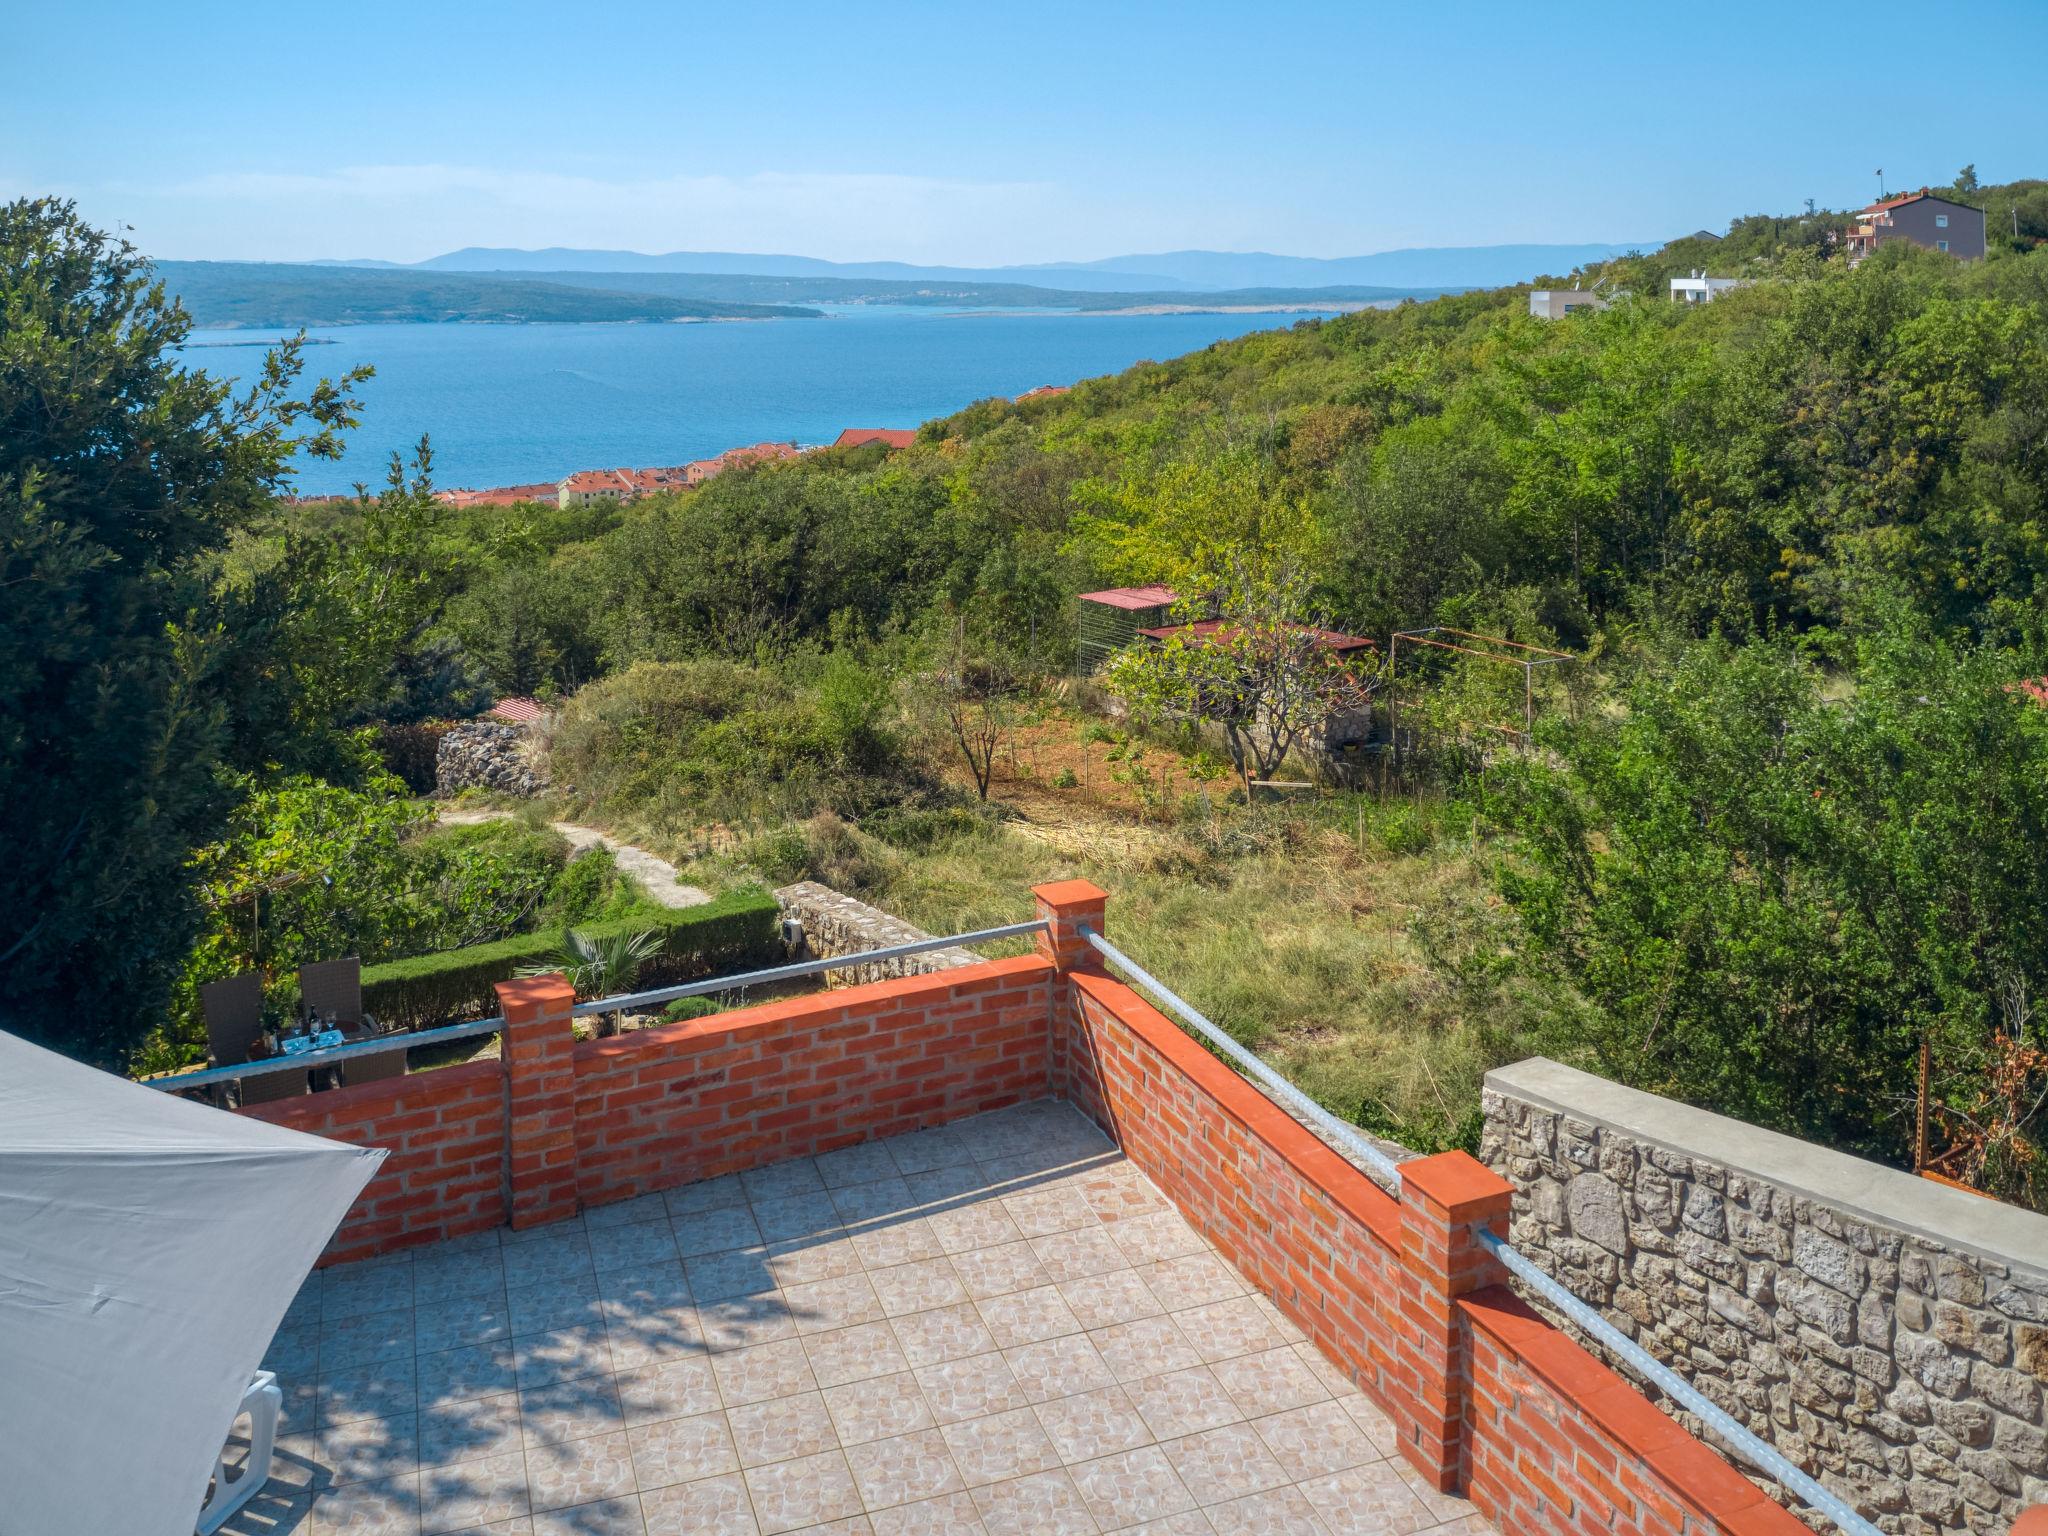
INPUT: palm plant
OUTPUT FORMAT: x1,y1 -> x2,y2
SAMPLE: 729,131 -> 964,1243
521,926 -> 662,1037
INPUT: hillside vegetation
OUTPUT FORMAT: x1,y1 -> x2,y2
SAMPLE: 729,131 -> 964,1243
8,186 -> 2048,1205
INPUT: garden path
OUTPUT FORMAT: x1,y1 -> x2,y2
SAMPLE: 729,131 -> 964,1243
438,809 -> 713,909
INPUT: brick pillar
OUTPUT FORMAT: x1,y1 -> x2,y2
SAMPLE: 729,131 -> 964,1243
1032,880 -> 1108,1112
495,972 -> 581,1231
1393,1151 -> 1513,1493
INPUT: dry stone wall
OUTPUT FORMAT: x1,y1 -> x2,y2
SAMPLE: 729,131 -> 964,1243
773,881 -> 979,985
1481,1058 -> 2048,1534
435,720 -> 548,797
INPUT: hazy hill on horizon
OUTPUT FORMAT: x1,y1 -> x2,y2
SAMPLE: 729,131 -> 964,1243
316,240 -> 1659,293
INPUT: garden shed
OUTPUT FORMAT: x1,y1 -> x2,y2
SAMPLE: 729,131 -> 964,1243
1075,584 -> 1180,672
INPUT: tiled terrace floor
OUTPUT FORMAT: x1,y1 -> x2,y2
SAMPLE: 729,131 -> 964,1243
238,1099 -> 1498,1536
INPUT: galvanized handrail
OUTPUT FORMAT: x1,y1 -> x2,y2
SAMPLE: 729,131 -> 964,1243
146,1015 -> 507,1092
1078,927 -> 1406,1192
147,919 -> 1049,1092
1078,926 -> 1878,1536
1480,1230 -> 1881,1536
573,921 -> 1048,1018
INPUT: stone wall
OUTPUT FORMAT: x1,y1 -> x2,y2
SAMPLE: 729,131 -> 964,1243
1481,1058 -> 2048,1534
435,719 -> 548,797
773,880 -> 979,985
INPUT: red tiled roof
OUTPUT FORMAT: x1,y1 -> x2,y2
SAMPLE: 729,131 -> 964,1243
560,469 -> 634,493
487,696 -> 546,724
1017,384 -> 1070,400
832,428 -> 917,451
1137,618 -> 1377,654
1078,585 -> 1180,611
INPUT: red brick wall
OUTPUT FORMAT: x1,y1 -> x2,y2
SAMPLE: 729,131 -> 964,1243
570,955 -> 1053,1209
1463,1290 -> 1809,1536
1060,967 -> 1811,1536
241,1059 -> 506,1266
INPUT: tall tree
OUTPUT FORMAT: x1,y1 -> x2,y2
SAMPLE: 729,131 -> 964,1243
0,199 -> 364,1065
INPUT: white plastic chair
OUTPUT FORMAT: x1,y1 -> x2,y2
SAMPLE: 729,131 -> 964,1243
195,1370 -> 281,1535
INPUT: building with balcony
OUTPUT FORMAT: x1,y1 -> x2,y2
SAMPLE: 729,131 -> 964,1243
1845,191 -> 1987,264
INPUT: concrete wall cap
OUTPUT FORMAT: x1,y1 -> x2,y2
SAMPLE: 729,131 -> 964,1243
1486,1057 -> 2048,1281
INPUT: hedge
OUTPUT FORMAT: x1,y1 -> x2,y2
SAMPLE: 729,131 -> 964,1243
360,886 -> 783,1032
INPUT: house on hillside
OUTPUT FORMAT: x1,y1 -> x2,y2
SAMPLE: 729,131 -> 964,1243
1669,271 -> 1747,305
1846,190 -> 1986,264
832,428 -> 918,452
1016,384 -> 1071,400
557,469 -> 636,509
1528,287 -> 1608,320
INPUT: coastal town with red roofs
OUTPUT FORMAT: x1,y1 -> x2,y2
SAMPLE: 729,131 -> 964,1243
427,385 -> 1070,511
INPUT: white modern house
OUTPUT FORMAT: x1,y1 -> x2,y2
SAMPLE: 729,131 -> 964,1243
1528,287 -> 1609,319
1670,270 -> 1747,304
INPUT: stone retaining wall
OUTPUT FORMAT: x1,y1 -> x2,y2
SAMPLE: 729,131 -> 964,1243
1482,1058 -> 2048,1534
435,719 -> 548,797
773,880 -> 978,985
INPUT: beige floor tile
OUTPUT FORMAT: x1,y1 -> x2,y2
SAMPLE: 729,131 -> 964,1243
531,1496 -> 641,1535
1251,1402 -> 1381,1482
889,1303 -> 997,1368
416,1299 -> 514,1355
803,1321 -> 910,1389
867,1258 -> 970,1319
766,1235 -> 864,1288
938,1406 -> 1062,1488
583,1192 -> 673,1231
519,1376 -> 626,1447
844,1426 -> 964,1510
507,1278 -> 605,1339
926,1204 -> 1026,1257
712,1338 -> 818,1407
322,1413 -> 422,1487
636,1471 -> 758,1536
1027,1228 -> 1126,1285
1123,1366 -> 1244,1442
816,1140 -> 901,1190
1002,1334 -> 1115,1403
866,1489 -> 986,1535
321,1359 -> 420,1428
949,1241 -> 1051,1301
829,1175 -> 915,1222
1114,1513 -> 1211,1536
752,1192 -> 843,1243
510,1331 -> 611,1394
418,1452 -> 532,1535
999,1186 -> 1097,1240
588,1222 -> 680,1275
698,1293 -> 799,1352
1207,1484 -> 1331,1535
526,1432 -> 636,1514
418,1393 -> 526,1471
627,1410 -> 740,1491
1211,1349 -> 1329,1420
913,1351 -> 1031,1425
821,1370 -> 934,1446
849,1217 -> 945,1270
1296,1462 -> 1432,1536
614,1358 -> 721,1427
1055,1270 -> 1162,1332
322,1310 -> 418,1371
969,1468 -> 1097,1536
664,1173 -> 746,1218
729,1391 -> 840,1468
742,1155 -> 825,1203
1174,1297 -> 1288,1364
312,1470 -> 422,1536
1140,1255 -> 1246,1307
1336,1392 -> 1400,1459
977,1286 -> 1081,1350
684,1248 -> 779,1304
673,1206 -> 764,1259
743,1448 -> 865,1533
1067,1445 -> 1195,1529
1032,1385 -> 1153,1465
1161,1422 -> 1291,1506
783,1273 -> 885,1335
1089,1316 -> 1200,1382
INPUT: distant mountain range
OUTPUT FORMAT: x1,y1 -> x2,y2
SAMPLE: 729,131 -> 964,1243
314,241 -> 1660,294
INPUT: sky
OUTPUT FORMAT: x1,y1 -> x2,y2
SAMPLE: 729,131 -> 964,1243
8,0 -> 2044,267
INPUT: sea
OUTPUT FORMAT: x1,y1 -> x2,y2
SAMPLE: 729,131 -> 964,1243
178,304 -> 1340,497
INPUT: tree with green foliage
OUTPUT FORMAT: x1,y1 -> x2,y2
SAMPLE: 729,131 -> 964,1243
0,199 -> 366,1066
1487,631 -> 2048,1205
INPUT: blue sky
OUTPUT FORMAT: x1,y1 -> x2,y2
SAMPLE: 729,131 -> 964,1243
9,0 -> 2043,265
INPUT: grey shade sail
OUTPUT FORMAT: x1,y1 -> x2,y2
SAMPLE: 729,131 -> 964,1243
0,1028 -> 384,1536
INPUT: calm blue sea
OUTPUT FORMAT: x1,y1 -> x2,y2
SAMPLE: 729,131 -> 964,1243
179,305 -> 1336,496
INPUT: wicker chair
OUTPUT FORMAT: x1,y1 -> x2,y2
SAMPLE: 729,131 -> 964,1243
342,1032 -> 408,1087
297,958 -> 366,1029
200,972 -> 264,1067
237,1065 -> 309,1105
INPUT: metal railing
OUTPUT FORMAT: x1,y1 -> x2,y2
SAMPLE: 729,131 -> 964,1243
147,919 -> 1049,1093
1079,927 -> 1406,1192
1481,1231 -> 1881,1536
1079,924 -> 1880,1536
574,921 -> 1047,1018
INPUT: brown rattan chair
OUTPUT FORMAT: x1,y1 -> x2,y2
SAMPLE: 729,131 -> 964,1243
298,958 -> 366,1029
200,972 -> 264,1067
342,1031 -> 408,1087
